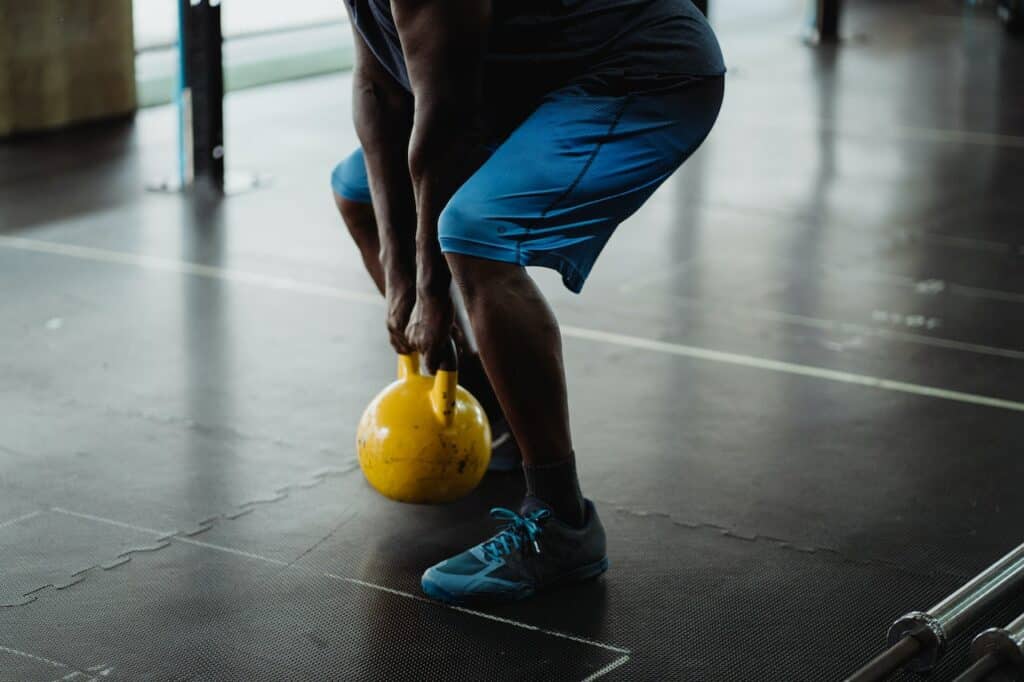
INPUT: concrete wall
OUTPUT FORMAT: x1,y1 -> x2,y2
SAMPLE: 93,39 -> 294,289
0,1 -> 136,136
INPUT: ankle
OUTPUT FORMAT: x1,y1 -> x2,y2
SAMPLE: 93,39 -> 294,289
523,453 -> 585,528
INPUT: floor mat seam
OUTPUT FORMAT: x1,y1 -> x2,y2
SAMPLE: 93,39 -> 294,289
595,499 -> 976,583
0,464 -> 359,608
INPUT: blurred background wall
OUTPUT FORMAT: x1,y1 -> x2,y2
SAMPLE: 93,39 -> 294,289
0,1 -> 136,136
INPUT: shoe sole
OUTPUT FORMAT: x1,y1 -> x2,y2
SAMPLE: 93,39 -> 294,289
421,556 -> 609,605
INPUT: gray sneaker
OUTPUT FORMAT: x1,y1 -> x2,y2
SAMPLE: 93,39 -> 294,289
421,498 -> 608,603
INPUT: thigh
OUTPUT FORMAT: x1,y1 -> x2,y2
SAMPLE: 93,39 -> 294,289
438,77 -> 725,292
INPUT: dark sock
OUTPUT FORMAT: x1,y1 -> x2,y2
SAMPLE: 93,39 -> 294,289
523,453 -> 585,528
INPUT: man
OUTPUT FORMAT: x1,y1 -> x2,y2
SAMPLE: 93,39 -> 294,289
332,0 -> 724,603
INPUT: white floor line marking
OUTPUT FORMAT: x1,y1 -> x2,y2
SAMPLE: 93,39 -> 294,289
42,505 -> 632,656
173,536 -> 289,566
0,236 -> 380,306
560,325 -> 1024,413
695,199 -> 1015,256
51,507 -> 171,537
580,654 -> 632,682
863,328 -> 1024,361
727,114 -> 1024,150
950,283 -> 1024,305
326,575 -> 630,655
0,510 -> 42,530
0,645 -> 67,669
51,507 -> 289,566
865,122 -> 1024,149
644,290 -> 1024,361
922,232 -> 1014,254
5,235 -> 1023,412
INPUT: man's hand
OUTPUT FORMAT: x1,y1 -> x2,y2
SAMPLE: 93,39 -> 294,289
405,288 -> 455,373
384,274 -> 417,354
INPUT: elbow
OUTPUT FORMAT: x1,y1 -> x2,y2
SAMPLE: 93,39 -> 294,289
407,139 -> 432,189
407,99 -> 478,186
406,102 -> 443,185
352,72 -> 412,146
407,121 -> 444,189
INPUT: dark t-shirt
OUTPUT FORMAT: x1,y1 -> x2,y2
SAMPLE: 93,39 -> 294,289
346,0 -> 725,131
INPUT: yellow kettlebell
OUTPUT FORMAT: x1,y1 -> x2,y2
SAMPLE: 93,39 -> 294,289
356,344 -> 491,503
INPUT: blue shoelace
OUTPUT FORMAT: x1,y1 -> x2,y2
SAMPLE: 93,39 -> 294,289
482,507 -> 552,561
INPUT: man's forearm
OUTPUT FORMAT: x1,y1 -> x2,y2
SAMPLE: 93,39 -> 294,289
352,60 -> 416,280
408,104 -> 486,297
394,0 -> 491,298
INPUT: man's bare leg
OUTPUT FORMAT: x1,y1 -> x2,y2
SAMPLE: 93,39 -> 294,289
334,194 -> 386,294
446,253 -> 584,525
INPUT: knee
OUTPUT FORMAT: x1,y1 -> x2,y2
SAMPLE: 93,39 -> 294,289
442,194 -> 526,298
335,188 -> 370,223
333,190 -> 374,233
438,192 -> 480,245
446,252 -> 522,306
439,194 -> 494,300
446,252 -> 486,303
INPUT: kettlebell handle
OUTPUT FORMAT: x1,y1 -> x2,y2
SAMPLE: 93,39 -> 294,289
397,353 -> 420,380
396,339 -> 458,427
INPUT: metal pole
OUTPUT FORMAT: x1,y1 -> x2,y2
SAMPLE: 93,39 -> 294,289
175,0 -> 188,188
890,542 -> 1024,672
846,541 -> 1024,681
953,653 -> 1003,682
845,635 -> 920,682
968,611 -> 1024,677
806,0 -> 842,44
181,0 -> 225,193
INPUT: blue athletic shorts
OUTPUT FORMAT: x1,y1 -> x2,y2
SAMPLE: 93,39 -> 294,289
331,76 -> 724,293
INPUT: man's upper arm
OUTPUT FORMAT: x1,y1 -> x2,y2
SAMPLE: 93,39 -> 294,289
390,0 -> 490,108
350,23 -> 412,135
390,0 -> 491,186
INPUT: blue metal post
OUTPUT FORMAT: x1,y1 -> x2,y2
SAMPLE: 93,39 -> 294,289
175,0 -> 188,188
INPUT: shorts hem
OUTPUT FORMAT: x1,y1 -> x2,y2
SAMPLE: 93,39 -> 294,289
439,236 -> 588,294
332,187 -> 373,205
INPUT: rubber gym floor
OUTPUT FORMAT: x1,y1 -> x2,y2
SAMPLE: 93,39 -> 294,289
2,1 -> 1023,680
